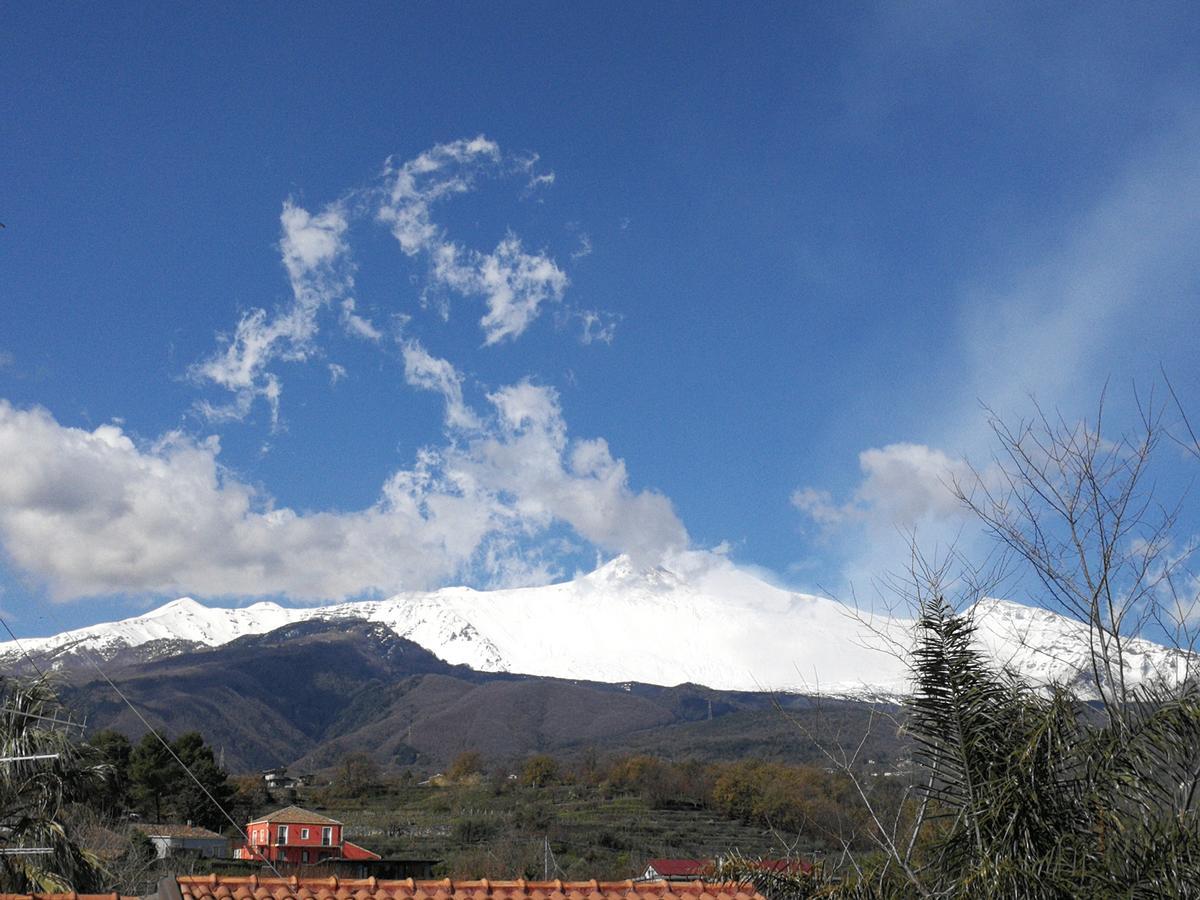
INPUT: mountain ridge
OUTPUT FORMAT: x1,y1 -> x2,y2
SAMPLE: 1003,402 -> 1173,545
3,552 -> 1188,698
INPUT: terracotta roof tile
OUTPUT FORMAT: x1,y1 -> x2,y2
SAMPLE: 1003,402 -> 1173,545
175,878 -> 765,900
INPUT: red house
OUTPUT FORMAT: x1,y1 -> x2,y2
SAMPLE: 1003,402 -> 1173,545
237,806 -> 380,865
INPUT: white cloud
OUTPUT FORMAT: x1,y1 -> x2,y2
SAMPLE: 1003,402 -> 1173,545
401,339 -> 479,431
571,232 -> 593,260
454,381 -> 688,564
377,136 -> 501,255
0,393 -> 686,601
339,298 -> 382,341
515,150 -> 556,198
953,123 -> 1200,428
795,115 -> 1200,598
377,139 -> 570,344
475,236 -> 568,344
328,363 -> 347,385
193,138 -> 600,425
191,200 -> 352,425
579,309 -> 619,345
793,443 -> 973,532
791,444 -> 1010,602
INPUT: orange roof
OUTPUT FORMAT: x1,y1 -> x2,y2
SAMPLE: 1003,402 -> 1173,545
247,806 -> 342,826
337,841 -> 382,861
175,877 -> 766,900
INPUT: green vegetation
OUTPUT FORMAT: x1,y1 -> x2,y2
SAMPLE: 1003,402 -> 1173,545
720,392 -> 1200,897
0,685 -> 238,895
95,729 -> 234,831
287,750 -> 901,879
0,678 -> 108,893
719,597 -> 1200,897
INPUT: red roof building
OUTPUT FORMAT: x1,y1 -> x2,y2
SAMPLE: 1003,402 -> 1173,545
640,861 -> 712,881
236,806 -> 380,866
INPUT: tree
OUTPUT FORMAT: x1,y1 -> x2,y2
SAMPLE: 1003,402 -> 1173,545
723,591 -> 1200,897
171,732 -> 233,831
725,386 -> 1200,897
128,733 -> 177,822
127,731 -> 232,829
331,751 -> 379,798
85,729 -> 132,814
956,395 -> 1198,725
520,754 -> 558,788
448,750 -> 484,782
0,677 -> 108,893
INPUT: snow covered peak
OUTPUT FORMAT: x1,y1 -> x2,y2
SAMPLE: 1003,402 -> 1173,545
0,555 -> 1187,697
0,598 -> 305,668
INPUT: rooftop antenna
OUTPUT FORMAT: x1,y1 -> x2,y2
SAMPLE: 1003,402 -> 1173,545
0,753 -> 61,764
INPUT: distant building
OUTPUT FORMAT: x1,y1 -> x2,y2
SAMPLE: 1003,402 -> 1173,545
639,859 -> 712,881
639,858 -> 813,882
135,823 -> 230,859
236,805 -> 380,866
262,767 -> 300,789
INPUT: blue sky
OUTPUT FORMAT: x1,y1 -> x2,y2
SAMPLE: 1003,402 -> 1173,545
3,3 -> 1200,636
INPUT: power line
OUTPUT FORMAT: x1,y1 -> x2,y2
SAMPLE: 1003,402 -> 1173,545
17,601 -> 287,881
0,612 -> 49,682
73,648 -> 286,880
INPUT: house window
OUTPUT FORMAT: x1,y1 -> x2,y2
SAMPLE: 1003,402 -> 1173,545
302,850 -> 309,863
300,828 -> 309,839
276,825 -> 288,845
321,826 -> 332,846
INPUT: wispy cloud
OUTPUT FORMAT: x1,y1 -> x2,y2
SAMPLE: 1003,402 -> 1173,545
192,138 -> 600,425
339,298 -> 382,341
191,200 -> 352,426
578,309 -> 619,345
571,232 -> 593,260
793,112 -> 1200,596
950,114 -> 1200,429
377,139 -> 569,345
401,338 -> 479,431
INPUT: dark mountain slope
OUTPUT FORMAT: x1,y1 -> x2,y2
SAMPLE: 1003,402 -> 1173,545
63,618 -> 905,772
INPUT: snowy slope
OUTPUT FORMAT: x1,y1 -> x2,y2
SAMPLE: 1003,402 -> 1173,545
313,555 -> 911,694
1,598 -> 306,664
0,553 -> 1187,697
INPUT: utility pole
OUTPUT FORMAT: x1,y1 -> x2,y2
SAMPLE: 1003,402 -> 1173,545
544,836 -> 550,880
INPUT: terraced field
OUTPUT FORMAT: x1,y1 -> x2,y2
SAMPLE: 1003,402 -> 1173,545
297,782 -> 824,880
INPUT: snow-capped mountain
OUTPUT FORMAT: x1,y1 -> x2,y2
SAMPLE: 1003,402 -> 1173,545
1,553 -> 1187,697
